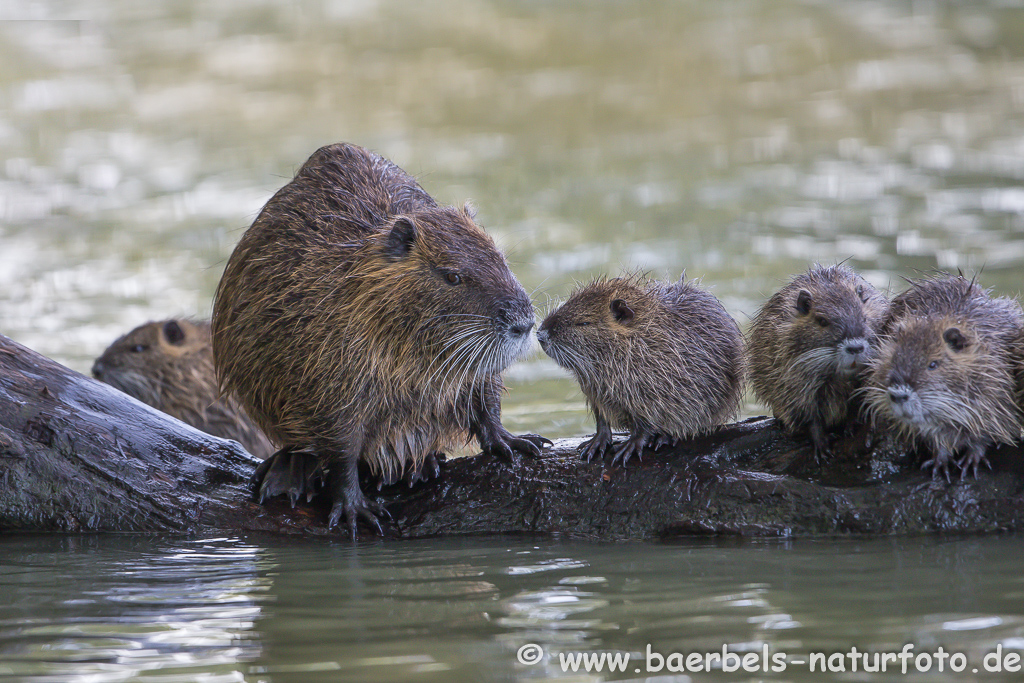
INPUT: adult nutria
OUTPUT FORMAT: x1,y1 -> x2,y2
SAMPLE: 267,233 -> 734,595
747,263 -> 888,456
92,319 -> 275,459
537,273 -> 745,465
211,142 -> 548,535
864,273 -> 1023,480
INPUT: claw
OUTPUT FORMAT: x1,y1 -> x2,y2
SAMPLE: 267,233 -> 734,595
649,433 -> 677,451
921,456 -> 953,483
327,495 -> 389,538
808,420 -> 831,463
957,449 -> 990,481
481,428 -> 549,462
508,436 -> 541,457
404,452 -> 445,488
251,448 -> 321,505
610,436 -> 645,467
519,433 -> 553,448
578,433 -> 611,463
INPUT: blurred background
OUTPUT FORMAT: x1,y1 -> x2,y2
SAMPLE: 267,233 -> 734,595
4,0 -> 1024,439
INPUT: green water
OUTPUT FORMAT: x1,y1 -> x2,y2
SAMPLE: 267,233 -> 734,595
4,0 -> 1024,680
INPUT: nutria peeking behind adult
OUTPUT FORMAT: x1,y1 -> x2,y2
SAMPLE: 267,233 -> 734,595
92,319 -> 275,459
747,263 -> 888,457
212,142 -> 548,536
538,273 -> 745,465
864,273 -> 1023,480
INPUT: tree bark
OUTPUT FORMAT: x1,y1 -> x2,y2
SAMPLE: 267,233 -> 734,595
2,332 -> 1023,540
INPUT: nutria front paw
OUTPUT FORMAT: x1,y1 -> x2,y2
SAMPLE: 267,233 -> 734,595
921,450 -> 955,483
610,433 -> 647,467
578,433 -> 612,462
957,446 -> 991,481
808,420 -> 833,463
482,429 -> 551,462
327,494 -> 391,539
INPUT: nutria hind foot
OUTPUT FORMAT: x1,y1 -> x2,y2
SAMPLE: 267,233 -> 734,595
327,457 -> 391,539
251,447 -> 323,507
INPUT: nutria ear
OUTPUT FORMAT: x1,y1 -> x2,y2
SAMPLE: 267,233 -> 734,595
384,217 -> 417,259
163,320 -> 185,345
795,290 -> 813,315
943,327 -> 967,352
855,283 -> 870,303
610,299 -> 635,324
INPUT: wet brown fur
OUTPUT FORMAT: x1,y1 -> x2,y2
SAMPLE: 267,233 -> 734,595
539,273 -> 745,464
92,320 -> 275,459
211,143 -> 540,528
747,263 -> 888,454
864,274 -> 1023,479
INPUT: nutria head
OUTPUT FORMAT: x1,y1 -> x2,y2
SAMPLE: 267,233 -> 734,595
865,314 -> 1020,447
765,265 -> 888,379
92,319 -> 210,409
538,276 -> 653,388
366,206 -> 536,378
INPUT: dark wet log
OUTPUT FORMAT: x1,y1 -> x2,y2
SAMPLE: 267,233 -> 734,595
2,332 -> 1024,539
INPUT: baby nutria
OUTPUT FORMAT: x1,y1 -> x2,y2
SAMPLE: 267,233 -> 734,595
92,319 -> 275,459
211,142 -> 548,535
537,273 -> 745,465
864,273 -> 1023,480
747,263 -> 888,457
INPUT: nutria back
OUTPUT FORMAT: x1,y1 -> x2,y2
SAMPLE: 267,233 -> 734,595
539,273 -> 745,459
92,319 -> 275,458
212,142 -> 537,489
865,273 -> 1023,478
747,263 -> 888,452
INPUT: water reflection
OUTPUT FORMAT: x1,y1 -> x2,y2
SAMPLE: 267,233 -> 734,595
0,536 -> 267,682
1,535 -> 1024,681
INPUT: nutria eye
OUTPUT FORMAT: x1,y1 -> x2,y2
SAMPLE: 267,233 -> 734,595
928,360 -> 939,370
574,321 -> 590,327
816,316 -> 830,328
444,272 -> 462,285
131,344 -> 147,353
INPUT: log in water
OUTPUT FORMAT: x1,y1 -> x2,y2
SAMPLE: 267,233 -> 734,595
1,332 -> 1023,540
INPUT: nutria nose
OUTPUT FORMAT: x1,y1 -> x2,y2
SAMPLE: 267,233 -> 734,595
91,361 -> 104,379
510,322 -> 534,337
843,341 -> 866,355
888,387 -> 911,405
536,328 -> 549,345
